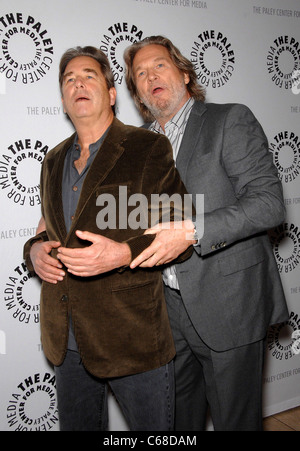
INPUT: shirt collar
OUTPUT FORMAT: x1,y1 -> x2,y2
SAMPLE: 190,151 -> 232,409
72,134 -> 104,157
72,125 -> 111,155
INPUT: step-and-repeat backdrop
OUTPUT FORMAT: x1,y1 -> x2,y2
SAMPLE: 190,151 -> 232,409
0,0 -> 300,431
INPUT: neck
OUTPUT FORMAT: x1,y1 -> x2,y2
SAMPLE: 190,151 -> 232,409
157,116 -> 170,132
74,111 -> 114,149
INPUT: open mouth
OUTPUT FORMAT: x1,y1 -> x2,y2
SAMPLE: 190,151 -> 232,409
152,86 -> 164,95
75,96 -> 89,103
75,96 -> 89,102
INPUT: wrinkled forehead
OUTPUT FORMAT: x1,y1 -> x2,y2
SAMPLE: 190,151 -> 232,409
63,55 -> 101,75
133,44 -> 171,68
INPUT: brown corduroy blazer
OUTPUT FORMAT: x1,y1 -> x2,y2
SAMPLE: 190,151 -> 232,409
24,118 -> 192,378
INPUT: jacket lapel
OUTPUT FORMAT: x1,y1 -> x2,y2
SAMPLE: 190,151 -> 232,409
176,101 -> 207,183
66,118 -> 126,240
48,135 -> 74,242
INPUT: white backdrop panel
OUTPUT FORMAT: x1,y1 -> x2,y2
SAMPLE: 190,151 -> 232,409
0,0 -> 300,431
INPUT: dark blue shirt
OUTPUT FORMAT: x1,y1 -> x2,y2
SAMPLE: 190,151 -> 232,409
62,130 -> 109,233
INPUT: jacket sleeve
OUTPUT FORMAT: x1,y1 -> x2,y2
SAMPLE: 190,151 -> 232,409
23,157 -> 49,273
125,133 -> 194,262
199,104 -> 285,256
23,230 -> 49,274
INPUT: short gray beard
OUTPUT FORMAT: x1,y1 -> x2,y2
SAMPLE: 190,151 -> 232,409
146,99 -> 172,121
143,81 -> 188,123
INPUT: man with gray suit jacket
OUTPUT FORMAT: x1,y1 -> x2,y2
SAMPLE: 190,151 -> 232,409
123,36 -> 289,431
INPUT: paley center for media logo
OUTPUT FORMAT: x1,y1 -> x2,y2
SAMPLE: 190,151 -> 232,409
0,12 -> 54,85
3,261 -> 40,326
99,22 -> 144,85
267,35 -> 300,90
190,30 -> 236,89
267,311 -> 300,361
269,223 -> 300,274
6,371 -> 58,431
269,130 -> 300,184
0,137 -> 48,207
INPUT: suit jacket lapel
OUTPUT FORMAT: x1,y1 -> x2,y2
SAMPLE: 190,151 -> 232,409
66,118 -> 126,240
48,135 -> 74,242
176,101 -> 207,182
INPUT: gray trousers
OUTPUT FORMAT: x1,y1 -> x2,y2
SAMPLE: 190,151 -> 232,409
55,346 -> 174,431
164,285 -> 265,431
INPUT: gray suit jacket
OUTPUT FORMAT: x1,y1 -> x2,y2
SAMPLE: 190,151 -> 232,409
174,101 -> 288,351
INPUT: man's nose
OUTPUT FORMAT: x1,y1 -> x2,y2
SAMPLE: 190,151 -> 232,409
75,76 -> 84,88
147,69 -> 158,82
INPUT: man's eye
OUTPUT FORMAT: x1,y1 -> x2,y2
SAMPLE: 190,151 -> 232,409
138,71 -> 145,77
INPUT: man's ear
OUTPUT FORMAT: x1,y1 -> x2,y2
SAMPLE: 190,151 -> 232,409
184,73 -> 190,85
61,96 -> 66,114
109,87 -> 117,106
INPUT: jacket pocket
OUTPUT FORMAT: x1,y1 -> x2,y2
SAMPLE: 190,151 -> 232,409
111,280 -> 154,306
218,244 -> 265,276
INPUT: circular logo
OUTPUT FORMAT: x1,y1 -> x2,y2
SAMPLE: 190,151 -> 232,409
269,131 -> 300,183
0,12 -> 54,85
267,312 -> 300,361
190,30 -> 235,89
0,138 -> 48,207
99,22 -> 144,85
267,35 -> 300,90
6,372 -> 58,431
269,223 -> 300,274
4,261 -> 40,325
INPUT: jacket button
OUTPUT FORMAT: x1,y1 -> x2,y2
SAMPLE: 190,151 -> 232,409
61,295 -> 68,302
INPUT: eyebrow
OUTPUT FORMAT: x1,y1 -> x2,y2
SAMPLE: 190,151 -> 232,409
134,57 -> 168,73
63,68 -> 99,81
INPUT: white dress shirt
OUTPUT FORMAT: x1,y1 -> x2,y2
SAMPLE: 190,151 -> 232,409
150,97 -> 195,290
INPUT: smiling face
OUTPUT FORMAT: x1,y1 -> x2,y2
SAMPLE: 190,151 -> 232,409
61,56 -> 116,126
132,44 -> 190,128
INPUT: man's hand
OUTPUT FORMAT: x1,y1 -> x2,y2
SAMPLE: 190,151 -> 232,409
30,240 -> 64,284
57,230 -> 131,277
130,220 -> 196,268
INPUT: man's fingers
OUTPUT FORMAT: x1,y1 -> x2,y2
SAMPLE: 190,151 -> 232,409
57,246 -> 91,260
139,256 -> 162,268
36,268 -> 64,283
75,230 -> 96,242
42,276 -> 63,284
130,244 -> 160,268
144,225 -> 161,234
66,267 -> 90,277
42,253 -> 63,269
57,247 -> 79,257
57,250 -> 93,268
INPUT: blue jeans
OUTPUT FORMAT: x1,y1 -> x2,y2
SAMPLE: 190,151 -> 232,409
55,348 -> 174,431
